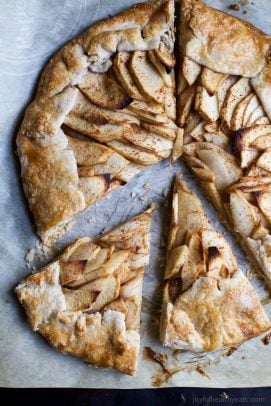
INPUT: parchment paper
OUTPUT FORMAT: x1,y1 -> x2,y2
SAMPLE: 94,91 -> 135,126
1,0 -> 271,388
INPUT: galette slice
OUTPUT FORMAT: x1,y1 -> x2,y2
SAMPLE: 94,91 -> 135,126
160,177 -> 270,352
177,0 -> 271,289
15,206 -> 155,376
17,0 -> 181,243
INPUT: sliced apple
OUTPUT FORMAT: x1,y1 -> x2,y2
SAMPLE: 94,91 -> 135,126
246,106 -> 266,127
177,84 -> 196,126
184,112 -> 202,135
232,125 -> 271,151
195,86 -> 219,122
256,149 -> 271,172
78,70 -> 132,110
217,75 -> 238,112
256,192 -> 271,224
78,152 -> 128,179
67,135 -> 112,166
174,179 -> 208,244
246,165 -> 271,177
141,120 -> 177,141
221,78 -> 251,129
229,176 -> 271,193
195,147 -> 242,190
192,166 -> 215,183
252,117 -> 270,126
101,210 -> 152,244
203,132 -> 229,149
115,162 -> 145,183
200,67 -> 228,95
67,242 -> 101,262
240,148 -> 260,169
172,128 -> 184,161
164,245 -> 190,279
154,45 -> 175,70
182,56 -> 201,86
123,125 -> 173,154
148,50 -> 173,88
190,121 -> 206,140
243,94 -> 260,126
112,52 -> 143,100
231,94 -> 253,131
230,191 -> 257,237
79,175 -> 111,205
130,51 -> 164,103
107,140 -> 160,165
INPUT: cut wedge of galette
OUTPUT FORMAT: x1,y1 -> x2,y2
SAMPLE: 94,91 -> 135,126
178,0 -> 271,289
15,206 -> 155,376
160,177 -> 270,352
17,0 -> 180,242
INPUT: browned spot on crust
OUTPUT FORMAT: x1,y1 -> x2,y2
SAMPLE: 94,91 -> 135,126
168,278 -> 182,303
261,332 -> 271,345
226,346 -> 238,356
208,246 -> 220,259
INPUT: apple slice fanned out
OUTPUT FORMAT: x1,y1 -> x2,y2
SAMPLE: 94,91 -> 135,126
221,78 -> 251,129
107,140 -> 161,165
231,93 -> 254,131
66,135 -> 112,166
115,162 -> 146,183
127,99 -> 169,124
182,56 -> 202,86
232,125 -> 271,152
216,75 -> 238,112
148,50 -> 174,88
183,142 -> 242,191
15,207 -> 155,376
123,125 -> 173,156
112,52 -> 144,100
246,105 -> 267,127
160,177 -> 270,352
230,190 -> 259,237
194,85 -> 219,122
78,70 -> 132,110
78,152 -> 128,179
154,42 -> 175,71
242,94 -> 261,126
252,116 -> 270,126
141,119 -> 177,141
130,51 -> 164,103
177,84 -> 196,126
200,67 -> 228,95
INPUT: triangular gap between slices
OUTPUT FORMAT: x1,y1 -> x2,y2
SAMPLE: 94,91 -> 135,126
15,205 -> 156,376
160,176 -> 270,352
178,0 -> 271,290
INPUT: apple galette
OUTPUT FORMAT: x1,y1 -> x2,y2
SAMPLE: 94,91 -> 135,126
16,0 -> 180,242
15,206 -> 155,375
178,0 -> 271,289
160,177 -> 270,351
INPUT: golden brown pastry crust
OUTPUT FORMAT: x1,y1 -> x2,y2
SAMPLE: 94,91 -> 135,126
178,0 -> 271,290
17,0 -> 175,241
160,178 -> 270,352
15,206 -> 155,376
180,0 -> 271,77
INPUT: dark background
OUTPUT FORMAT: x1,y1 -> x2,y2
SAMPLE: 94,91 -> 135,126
1,387 -> 270,405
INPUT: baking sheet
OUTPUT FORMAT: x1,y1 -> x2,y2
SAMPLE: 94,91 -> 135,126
1,0 -> 271,388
